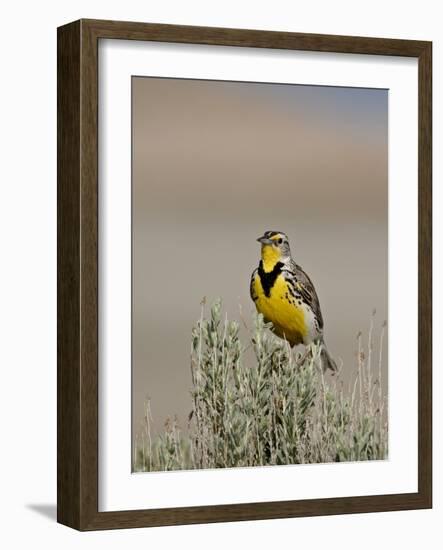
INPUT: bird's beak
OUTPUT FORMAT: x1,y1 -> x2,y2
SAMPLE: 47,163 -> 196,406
257,236 -> 273,245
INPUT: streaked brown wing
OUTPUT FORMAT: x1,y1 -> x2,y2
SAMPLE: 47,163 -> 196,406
250,268 -> 259,302
283,260 -> 324,330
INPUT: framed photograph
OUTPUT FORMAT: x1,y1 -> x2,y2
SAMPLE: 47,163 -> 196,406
57,19 -> 432,530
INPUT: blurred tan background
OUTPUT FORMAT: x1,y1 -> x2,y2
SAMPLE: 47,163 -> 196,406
132,77 -> 388,440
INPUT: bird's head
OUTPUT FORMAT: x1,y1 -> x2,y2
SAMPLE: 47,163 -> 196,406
257,231 -> 292,271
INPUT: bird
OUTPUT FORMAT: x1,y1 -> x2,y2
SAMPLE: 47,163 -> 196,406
250,230 -> 337,372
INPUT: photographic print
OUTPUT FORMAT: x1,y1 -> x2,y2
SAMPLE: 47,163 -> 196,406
58,20 -> 432,529
131,76 -> 389,472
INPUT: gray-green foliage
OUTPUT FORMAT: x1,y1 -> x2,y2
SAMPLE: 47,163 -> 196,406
134,300 -> 388,472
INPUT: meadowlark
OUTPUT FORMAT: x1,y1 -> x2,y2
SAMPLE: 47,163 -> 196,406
250,230 -> 337,372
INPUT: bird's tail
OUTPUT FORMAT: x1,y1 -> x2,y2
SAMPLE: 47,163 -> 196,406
320,342 -> 338,373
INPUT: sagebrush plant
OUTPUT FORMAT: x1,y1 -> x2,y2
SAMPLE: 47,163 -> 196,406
134,299 -> 388,471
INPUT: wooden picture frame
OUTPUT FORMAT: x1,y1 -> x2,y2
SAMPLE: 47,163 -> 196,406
57,18 -> 432,530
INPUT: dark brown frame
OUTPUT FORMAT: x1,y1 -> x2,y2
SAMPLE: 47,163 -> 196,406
57,18 -> 432,530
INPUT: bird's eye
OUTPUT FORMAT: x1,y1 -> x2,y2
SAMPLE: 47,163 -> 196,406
277,238 -> 283,245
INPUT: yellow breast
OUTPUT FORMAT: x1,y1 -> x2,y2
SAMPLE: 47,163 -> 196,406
253,273 -> 308,346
